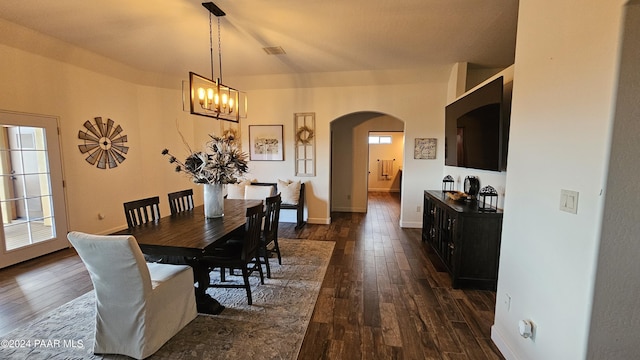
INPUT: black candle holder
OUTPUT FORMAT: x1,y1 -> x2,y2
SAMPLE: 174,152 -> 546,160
442,175 -> 454,192
478,185 -> 498,212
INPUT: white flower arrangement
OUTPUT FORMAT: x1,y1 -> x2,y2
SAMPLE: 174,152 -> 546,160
162,134 -> 248,185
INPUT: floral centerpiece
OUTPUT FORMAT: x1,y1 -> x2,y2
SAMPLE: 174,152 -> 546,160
162,133 -> 248,218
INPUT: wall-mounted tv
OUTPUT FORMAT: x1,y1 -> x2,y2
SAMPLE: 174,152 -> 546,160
444,76 -> 512,171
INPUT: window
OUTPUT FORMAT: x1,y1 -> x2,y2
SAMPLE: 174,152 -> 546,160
368,135 -> 392,144
0,126 -> 55,250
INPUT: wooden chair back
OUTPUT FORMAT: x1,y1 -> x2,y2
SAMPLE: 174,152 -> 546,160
123,196 -> 160,228
242,203 -> 264,262
264,194 -> 281,245
168,189 -> 194,215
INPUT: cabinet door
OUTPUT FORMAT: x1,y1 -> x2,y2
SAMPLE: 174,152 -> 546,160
422,196 -> 437,244
456,215 -> 502,281
437,208 -> 456,271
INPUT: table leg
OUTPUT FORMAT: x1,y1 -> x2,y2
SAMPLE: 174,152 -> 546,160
187,258 -> 225,315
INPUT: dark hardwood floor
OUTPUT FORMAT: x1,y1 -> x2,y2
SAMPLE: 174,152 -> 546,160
0,192 -> 503,359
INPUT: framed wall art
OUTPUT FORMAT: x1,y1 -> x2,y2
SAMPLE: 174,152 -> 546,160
249,125 -> 284,161
414,138 -> 437,159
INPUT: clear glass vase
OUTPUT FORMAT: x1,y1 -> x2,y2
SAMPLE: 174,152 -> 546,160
203,183 -> 224,218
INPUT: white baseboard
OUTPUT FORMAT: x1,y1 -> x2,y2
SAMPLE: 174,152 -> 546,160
98,225 -> 129,236
279,217 -> 330,225
491,325 -> 515,360
307,217 -> 331,225
400,220 -> 422,228
331,207 -> 367,213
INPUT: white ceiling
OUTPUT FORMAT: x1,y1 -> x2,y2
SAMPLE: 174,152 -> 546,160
0,0 -> 519,79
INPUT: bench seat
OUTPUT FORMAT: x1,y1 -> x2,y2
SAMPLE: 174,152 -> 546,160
251,182 -> 306,230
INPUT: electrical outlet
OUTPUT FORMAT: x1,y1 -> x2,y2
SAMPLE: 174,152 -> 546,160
417,205 -> 421,212
504,293 -> 511,311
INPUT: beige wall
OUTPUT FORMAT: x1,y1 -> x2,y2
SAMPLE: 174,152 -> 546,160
0,18 -> 452,236
218,80 -> 450,227
588,1 -> 640,357
0,43 -> 173,235
492,1 -> 627,359
4,3 -> 639,358
0,39 -> 215,235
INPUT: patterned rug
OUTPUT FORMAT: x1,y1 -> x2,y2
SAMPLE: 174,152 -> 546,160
1,239 -> 334,360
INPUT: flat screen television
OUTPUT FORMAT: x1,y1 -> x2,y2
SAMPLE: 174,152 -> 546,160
444,76 -> 512,171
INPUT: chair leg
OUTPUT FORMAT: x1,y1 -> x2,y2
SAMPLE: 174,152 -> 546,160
255,257 -> 265,285
241,267 -> 252,305
262,247 -> 272,278
273,238 -> 282,265
220,267 -> 226,282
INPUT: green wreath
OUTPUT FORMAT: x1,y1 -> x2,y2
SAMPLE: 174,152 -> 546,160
296,125 -> 314,144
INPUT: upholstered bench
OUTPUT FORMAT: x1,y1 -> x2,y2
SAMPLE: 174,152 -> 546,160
227,180 -> 306,230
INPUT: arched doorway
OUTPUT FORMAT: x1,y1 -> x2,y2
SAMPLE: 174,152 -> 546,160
330,111 -> 404,213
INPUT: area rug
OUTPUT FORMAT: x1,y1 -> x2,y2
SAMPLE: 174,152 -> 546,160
1,239 -> 334,360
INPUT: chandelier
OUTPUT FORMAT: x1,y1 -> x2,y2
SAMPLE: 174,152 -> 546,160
189,2 -> 246,122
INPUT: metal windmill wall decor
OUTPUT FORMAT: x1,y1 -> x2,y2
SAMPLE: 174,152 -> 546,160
77,117 -> 129,169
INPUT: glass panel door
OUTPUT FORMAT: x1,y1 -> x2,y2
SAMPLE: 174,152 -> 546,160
0,111 -> 68,268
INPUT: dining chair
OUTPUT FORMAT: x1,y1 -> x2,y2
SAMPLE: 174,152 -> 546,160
168,189 -> 194,215
243,184 -> 275,200
67,231 -> 197,359
123,196 -> 160,228
203,203 -> 265,305
261,193 -> 282,278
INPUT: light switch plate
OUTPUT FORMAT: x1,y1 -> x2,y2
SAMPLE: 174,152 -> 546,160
560,189 -> 579,214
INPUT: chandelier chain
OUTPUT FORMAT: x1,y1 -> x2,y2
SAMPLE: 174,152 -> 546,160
208,15 -> 223,82
217,17 -> 222,82
209,12 -> 214,81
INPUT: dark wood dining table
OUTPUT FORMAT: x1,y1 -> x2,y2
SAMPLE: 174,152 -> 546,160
113,198 -> 262,315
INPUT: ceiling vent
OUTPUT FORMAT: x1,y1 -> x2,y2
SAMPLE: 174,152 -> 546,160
263,46 -> 286,55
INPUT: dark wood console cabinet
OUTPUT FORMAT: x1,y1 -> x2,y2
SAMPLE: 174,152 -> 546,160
422,190 -> 503,290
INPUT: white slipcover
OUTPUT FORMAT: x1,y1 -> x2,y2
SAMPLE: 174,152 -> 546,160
67,231 -> 197,359
226,179 -> 252,199
244,184 -> 275,200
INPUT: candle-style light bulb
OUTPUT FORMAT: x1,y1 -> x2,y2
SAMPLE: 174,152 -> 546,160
198,88 -> 205,107
222,93 -> 228,109
207,88 -> 214,109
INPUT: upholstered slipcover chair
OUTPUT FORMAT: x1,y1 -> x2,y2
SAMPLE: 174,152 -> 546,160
67,231 -> 197,359
243,184 -> 275,200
